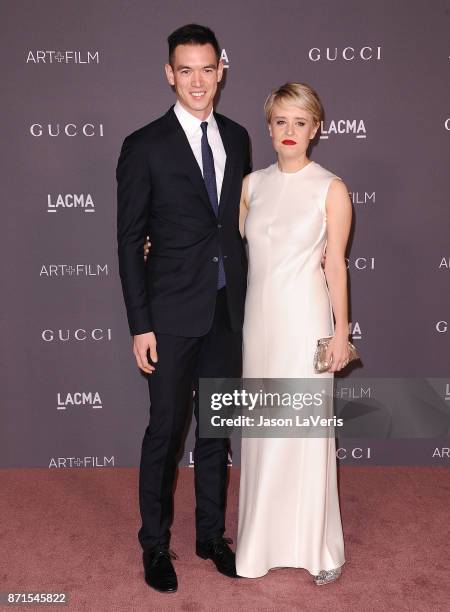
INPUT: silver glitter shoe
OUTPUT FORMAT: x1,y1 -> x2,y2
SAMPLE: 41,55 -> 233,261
313,567 -> 342,586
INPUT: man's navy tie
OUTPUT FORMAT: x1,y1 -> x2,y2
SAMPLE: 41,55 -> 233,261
201,121 -> 226,289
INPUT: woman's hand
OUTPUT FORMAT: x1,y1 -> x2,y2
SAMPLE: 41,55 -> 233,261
324,331 -> 350,372
144,235 -> 151,262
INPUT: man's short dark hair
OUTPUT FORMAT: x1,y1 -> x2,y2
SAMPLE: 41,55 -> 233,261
168,24 -> 221,66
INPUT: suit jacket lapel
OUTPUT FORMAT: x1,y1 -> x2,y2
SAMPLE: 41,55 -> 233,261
164,107 -> 216,217
215,113 -> 236,219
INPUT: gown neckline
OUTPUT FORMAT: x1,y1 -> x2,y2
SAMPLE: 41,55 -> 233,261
275,160 -> 315,175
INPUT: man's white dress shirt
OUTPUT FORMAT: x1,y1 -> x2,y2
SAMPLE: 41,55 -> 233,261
174,100 -> 227,202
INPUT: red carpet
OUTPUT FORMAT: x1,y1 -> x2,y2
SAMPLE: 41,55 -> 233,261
1,467 -> 448,611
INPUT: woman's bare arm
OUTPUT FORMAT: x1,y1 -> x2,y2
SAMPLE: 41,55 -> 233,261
323,178 -> 352,371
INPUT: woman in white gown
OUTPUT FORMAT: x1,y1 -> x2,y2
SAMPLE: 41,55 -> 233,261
236,83 -> 352,585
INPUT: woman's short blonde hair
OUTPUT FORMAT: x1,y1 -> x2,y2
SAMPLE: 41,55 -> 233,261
264,82 -> 323,125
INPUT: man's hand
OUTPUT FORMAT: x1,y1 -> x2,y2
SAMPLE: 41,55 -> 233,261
133,331 -> 158,374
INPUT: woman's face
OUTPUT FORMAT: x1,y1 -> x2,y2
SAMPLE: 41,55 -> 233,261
269,101 -> 319,158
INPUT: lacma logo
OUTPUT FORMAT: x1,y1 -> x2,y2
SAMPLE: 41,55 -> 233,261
189,451 -> 232,467
47,194 -> 95,213
320,119 -> 367,140
57,392 -> 103,410
349,321 -> 362,340
444,383 -> 450,401
220,48 -> 229,69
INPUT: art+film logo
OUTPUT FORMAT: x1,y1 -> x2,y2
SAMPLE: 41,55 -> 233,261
26,50 -> 100,64
39,264 -> 109,278
334,385 -> 371,400
432,447 -> 449,459
438,256 -> 450,270
49,456 -> 115,468
349,190 -> 376,205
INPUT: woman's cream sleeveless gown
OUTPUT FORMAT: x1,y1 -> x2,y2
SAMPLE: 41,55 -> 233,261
236,161 -> 345,578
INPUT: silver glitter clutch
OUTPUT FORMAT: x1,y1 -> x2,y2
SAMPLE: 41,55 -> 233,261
313,336 -> 359,373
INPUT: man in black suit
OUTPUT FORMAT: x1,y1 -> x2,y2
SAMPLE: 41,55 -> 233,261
116,24 -> 251,593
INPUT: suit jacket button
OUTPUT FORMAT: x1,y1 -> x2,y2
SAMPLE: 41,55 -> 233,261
212,256 -> 219,262
217,224 -> 222,229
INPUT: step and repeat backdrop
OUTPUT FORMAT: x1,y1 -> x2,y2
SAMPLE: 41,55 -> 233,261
1,0 -> 449,469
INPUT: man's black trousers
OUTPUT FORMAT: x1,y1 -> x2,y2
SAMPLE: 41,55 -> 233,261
138,288 -> 242,551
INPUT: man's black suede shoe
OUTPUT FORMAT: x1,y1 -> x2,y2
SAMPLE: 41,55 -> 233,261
143,545 -> 178,593
196,536 -> 238,578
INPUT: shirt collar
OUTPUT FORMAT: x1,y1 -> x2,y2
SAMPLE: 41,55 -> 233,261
173,101 -> 216,137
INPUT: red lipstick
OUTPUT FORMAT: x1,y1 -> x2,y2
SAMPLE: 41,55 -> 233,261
282,139 -> 297,145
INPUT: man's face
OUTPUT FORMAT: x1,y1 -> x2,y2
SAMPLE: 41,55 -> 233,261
165,43 -> 224,120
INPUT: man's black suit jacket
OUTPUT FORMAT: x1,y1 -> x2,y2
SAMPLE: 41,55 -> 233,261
116,106 -> 251,337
